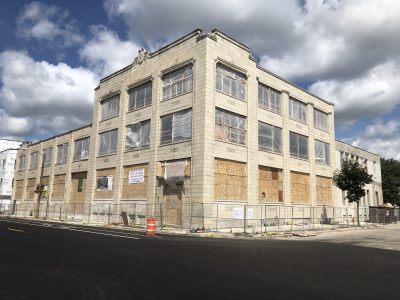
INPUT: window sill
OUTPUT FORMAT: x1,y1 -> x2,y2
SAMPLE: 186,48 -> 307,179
159,139 -> 191,147
99,116 -> 119,123
290,156 -> 309,162
214,139 -> 247,148
314,126 -> 329,133
55,163 -> 67,166
97,153 -> 117,158
258,148 -> 283,156
216,90 -> 246,102
73,158 -> 89,162
289,117 -> 308,126
125,146 -> 150,153
162,90 -> 193,102
315,161 -> 330,166
127,104 -> 152,114
258,106 -> 282,116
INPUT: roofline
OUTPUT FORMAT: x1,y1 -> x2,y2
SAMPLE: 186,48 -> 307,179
30,123 -> 92,147
256,65 -> 334,106
0,138 -> 23,143
211,29 -> 250,52
99,29 -> 203,84
335,139 -> 381,158
0,148 -> 19,155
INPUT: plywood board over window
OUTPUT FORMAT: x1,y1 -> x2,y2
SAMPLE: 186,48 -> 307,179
95,168 -> 116,200
214,158 -> 246,201
52,174 -> 66,200
291,171 -> 310,204
122,164 -> 148,200
15,179 -> 24,200
71,172 -> 87,204
316,176 -> 332,205
259,166 -> 283,203
26,178 -> 36,200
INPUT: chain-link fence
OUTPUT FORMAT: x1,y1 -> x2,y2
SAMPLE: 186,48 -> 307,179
1,202 -> 399,233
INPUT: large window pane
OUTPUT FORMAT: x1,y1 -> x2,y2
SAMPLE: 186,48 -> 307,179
315,140 -> 330,164
289,98 -> 307,123
314,109 -> 328,131
290,131 -> 309,159
216,63 -> 246,100
126,120 -> 151,150
29,152 -> 38,170
99,129 -> 118,156
128,81 -> 152,111
56,143 -> 68,165
162,65 -> 193,100
215,108 -> 246,145
74,138 -> 90,161
258,84 -> 281,114
160,109 -> 192,144
43,147 -> 52,167
101,95 -> 120,120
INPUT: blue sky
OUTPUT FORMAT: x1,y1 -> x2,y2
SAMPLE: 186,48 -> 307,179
0,0 -> 399,160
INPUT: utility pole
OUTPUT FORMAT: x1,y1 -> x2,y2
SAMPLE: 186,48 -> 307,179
35,152 -> 45,219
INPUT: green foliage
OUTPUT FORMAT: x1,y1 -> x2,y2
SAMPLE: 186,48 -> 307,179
381,158 -> 400,206
333,159 -> 373,204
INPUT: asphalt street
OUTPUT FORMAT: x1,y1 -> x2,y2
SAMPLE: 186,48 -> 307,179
0,218 -> 399,300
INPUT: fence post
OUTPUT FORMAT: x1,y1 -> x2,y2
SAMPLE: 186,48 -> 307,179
333,206 -> 335,229
243,204 -> 247,233
302,207 -> 305,230
108,203 -> 111,224
216,203 -> 219,232
133,203 -> 136,226
189,200 -> 193,231
260,205 -> 263,233
291,206 -> 294,231
346,207 -> 349,227
159,202 -> 163,230
277,205 -> 280,232
88,204 -> 91,223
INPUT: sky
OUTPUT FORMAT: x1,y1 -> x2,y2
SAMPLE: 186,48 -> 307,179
0,0 -> 399,160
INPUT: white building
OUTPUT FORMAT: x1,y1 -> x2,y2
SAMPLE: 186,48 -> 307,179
0,139 -> 22,205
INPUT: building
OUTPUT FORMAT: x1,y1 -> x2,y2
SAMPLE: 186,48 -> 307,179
0,139 -> 22,205
12,29 -> 382,226
334,140 -> 382,207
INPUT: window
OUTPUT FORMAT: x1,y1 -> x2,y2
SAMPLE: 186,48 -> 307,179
57,143 -> 69,165
289,98 -> 307,123
315,140 -> 330,165
101,94 -> 120,121
258,84 -> 281,113
99,129 -> 118,156
216,63 -> 246,100
290,132 -> 308,159
215,108 -> 246,145
160,109 -> 192,144
43,147 -> 52,167
18,155 -> 26,171
128,81 -> 152,111
73,137 -> 90,161
258,122 -> 282,154
126,120 -> 151,150
29,152 -> 38,170
314,109 -> 328,131
162,65 -> 193,100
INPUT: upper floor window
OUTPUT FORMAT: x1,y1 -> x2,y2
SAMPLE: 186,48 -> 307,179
289,98 -> 307,124
216,63 -> 246,100
29,152 -> 38,170
258,84 -> 281,114
43,147 -> 53,167
258,122 -> 282,154
215,108 -> 246,145
126,120 -> 151,150
73,137 -> 90,161
160,109 -> 192,144
99,129 -> 118,156
57,143 -> 69,165
290,132 -> 308,160
315,140 -> 330,165
162,65 -> 193,100
18,155 -> 26,171
314,109 -> 328,131
101,94 -> 120,121
128,81 -> 152,112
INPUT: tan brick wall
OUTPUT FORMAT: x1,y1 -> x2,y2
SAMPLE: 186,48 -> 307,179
26,178 -> 36,201
291,171 -> 311,205
259,166 -> 283,203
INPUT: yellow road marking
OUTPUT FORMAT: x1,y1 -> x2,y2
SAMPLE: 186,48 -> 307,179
7,228 -> 24,233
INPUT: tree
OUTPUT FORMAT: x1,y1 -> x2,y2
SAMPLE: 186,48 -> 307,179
381,158 -> 400,206
333,159 -> 373,226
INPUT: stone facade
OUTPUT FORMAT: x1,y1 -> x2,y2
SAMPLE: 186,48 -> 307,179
12,29 -> 383,217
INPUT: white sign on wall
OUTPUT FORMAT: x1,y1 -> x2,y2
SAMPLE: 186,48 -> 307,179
128,169 -> 144,184
232,207 -> 254,219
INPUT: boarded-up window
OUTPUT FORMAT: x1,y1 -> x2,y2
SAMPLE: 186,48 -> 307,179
71,172 -> 87,204
259,166 -> 283,203
15,179 -> 24,200
316,176 -> 332,205
291,171 -> 310,204
95,168 -> 115,199
214,158 -> 246,201
122,164 -> 148,200
52,174 -> 66,200
216,63 -> 246,100
26,178 -> 36,200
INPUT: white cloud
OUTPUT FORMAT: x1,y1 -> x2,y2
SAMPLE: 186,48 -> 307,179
348,119 -> 400,160
0,50 -> 98,138
17,1 -> 84,49
79,25 -> 140,77
309,61 -> 400,127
